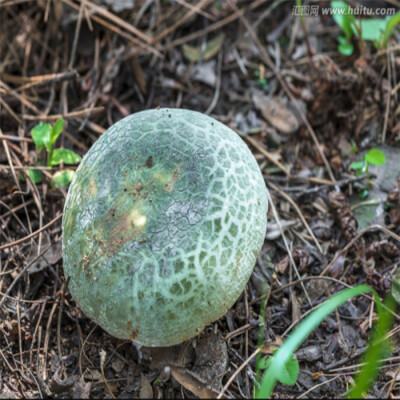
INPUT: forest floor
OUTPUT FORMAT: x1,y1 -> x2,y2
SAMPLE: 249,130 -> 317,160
1,0 -> 400,398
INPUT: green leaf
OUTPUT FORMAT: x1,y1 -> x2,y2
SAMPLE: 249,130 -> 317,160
264,351 -> 299,385
338,41 -> 354,56
50,118 -> 64,146
256,284 -> 383,398
31,122 -> 51,150
350,161 -> 365,170
365,149 -> 386,166
360,18 -> 387,43
383,12 -> 400,47
331,1 -> 356,39
360,189 -> 369,199
257,356 -> 269,370
49,148 -> 82,166
52,169 -> 75,187
28,168 -> 43,184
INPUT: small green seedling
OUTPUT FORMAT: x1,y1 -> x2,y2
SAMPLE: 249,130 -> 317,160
331,1 -> 400,56
350,148 -> 386,198
30,118 -> 81,187
254,69 -> 268,91
257,350 -> 299,386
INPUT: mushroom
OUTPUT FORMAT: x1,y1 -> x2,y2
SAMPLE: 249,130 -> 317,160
62,108 -> 268,347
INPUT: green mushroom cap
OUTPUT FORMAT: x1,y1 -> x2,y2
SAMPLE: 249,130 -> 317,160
62,108 -> 268,347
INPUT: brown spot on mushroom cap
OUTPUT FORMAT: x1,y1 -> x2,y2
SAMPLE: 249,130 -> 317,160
130,327 -> 139,340
146,156 -> 153,168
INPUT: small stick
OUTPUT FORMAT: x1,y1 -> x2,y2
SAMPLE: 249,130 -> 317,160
169,0 -> 269,48
57,277 -> 70,361
61,0 -> 162,58
266,188 -> 313,306
0,80 -> 41,115
152,0 -> 214,43
205,50 -> 222,115
174,0 -> 216,20
0,134 -> 33,143
381,47 -> 392,143
267,180 -> 324,254
217,348 -> 260,399
16,70 -> 79,91
0,213 -> 63,251
23,106 -> 104,121
319,224 -> 400,277
0,96 -> 23,124
42,299 -> 59,381
82,0 -> 153,44
245,135 -> 290,177
0,243 -> 52,309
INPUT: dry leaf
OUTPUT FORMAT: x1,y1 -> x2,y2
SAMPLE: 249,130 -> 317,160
260,336 -> 283,354
265,219 -> 301,240
139,375 -> 153,399
291,290 -> 302,325
27,233 -> 62,274
170,366 -> 218,398
150,343 -> 194,369
183,33 -> 225,62
252,91 -> 299,134
192,332 -> 228,391
130,57 -> 147,95
73,378 -> 92,399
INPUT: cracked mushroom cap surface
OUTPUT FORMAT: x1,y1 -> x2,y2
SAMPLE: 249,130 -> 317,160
62,108 -> 268,347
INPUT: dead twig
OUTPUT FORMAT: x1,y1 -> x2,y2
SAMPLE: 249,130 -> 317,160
217,348 -> 259,399
153,0 -> 214,43
169,0 -> 269,48
57,277 -> 70,361
320,224 -> 400,277
381,47 -> 392,143
13,70 -> 79,91
0,213 -> 63,251
205,50 -> 222,115
0,243 -> 52,310
61,0 -> 162,58
23,106 -> 104,121
267,179 -> 324,254
245,135 -> 290,177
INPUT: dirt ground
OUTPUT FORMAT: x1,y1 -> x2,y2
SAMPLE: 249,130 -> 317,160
1,0 -> 400,398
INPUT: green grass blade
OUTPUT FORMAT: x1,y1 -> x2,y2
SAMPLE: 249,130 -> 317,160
256,284 -> 380,398
383,11 -> 400,47
347,294 -> 396,398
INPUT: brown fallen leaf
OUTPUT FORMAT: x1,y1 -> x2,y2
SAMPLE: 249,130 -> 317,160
260,336 -> 283,354
252,91 -> 299,135
170,366 -> 219,399
130,57 -> 147,95
183,33 -> 225,62
139,374 -> 153,399
192,332 -> 228,391
73,378 -> 92,399
150,342 -> 194,369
